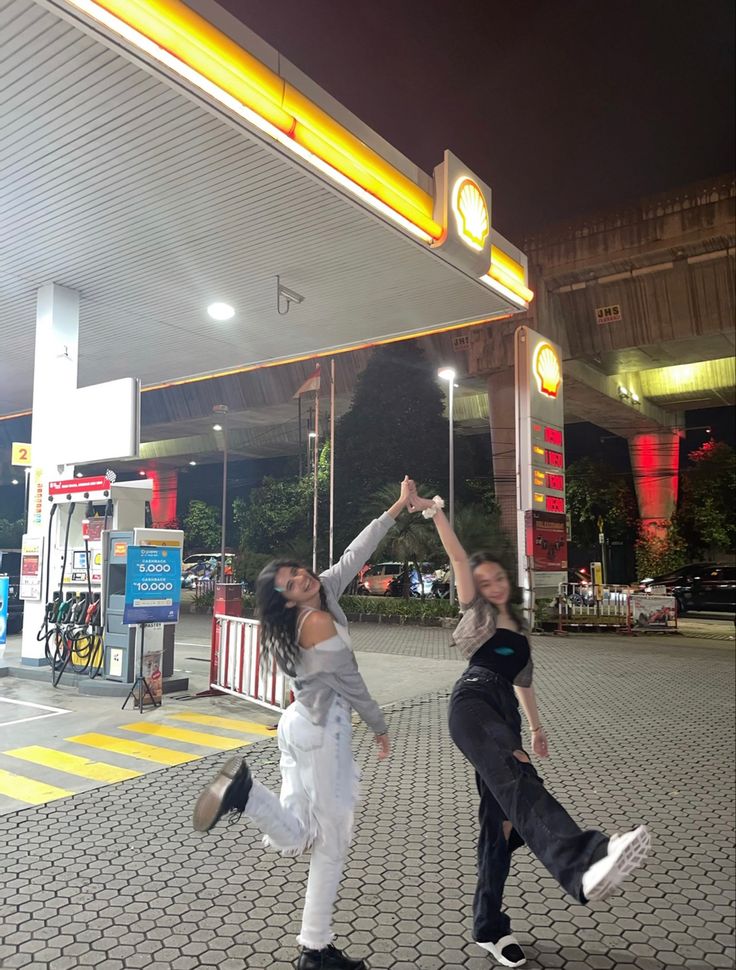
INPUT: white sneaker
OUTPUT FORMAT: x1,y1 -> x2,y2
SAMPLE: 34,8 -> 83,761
476,935 -> 526,967
582,825 -> 651,902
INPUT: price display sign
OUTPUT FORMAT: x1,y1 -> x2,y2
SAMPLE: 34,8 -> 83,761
123,546 -> 181,625
516,327 -> 567,580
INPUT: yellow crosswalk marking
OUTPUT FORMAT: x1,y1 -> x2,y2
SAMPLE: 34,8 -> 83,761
166,712 -> 276,736
68,733 -> 197,766
120,722 -> 250,751
0,767 -> 72,805
5,746 -> 142,783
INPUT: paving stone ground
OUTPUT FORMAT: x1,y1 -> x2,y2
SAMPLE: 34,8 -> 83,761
1,632 -> 734,970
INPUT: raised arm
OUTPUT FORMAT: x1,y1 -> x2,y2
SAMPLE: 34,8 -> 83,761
320,476 -> 412,598
408,493 -> 475,606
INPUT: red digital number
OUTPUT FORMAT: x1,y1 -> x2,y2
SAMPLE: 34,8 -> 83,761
545,449 -> 564,468
544,426 -> 563,446
546,473 -> 565,491
545,496 -> 565,513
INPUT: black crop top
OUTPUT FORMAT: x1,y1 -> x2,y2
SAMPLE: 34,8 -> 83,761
469,629 -> 534,687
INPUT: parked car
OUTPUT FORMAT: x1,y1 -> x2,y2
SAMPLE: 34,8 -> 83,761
0,549 -> 23,634
182,553 -> 234,585
359,562 -> 405,595
640,563 -> 736,614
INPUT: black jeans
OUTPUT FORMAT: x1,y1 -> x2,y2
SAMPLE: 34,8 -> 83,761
448,666 -> 608,944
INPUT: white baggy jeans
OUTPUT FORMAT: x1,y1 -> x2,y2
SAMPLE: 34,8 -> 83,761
244,695 -> 359,950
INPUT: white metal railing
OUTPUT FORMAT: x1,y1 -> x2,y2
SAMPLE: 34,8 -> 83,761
557,582 -> 632,621
210,614 -> 292,712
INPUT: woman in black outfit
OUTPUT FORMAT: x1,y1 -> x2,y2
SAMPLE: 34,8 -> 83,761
409,490 -> 650,968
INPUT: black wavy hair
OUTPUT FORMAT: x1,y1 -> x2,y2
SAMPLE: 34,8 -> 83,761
255,559 -> 327,677
468,551 -> 526,631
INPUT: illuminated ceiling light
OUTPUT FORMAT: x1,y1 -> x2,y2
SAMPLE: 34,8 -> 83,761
618,385 -> 630,399
207,302 -> 235,321
308,431 -> 317,439
631,391 -> 640,404
76,472 -> 84,478
11,478 -> 19,485
438,367 -> 456,382
706,426 -> 712,434
139,470 -> 147,477
189,460 -> 197,466
212,424 -> 223,431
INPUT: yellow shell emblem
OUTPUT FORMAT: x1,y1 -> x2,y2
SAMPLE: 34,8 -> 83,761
452,178 -> 489,252
534,342 -> 562,398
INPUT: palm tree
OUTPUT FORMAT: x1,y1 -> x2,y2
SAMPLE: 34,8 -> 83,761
368,484 -> 439,597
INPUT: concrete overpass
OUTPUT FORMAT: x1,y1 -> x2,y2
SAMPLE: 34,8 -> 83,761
465,175 -> 735,539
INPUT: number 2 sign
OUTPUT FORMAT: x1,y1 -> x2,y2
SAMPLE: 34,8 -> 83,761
11,442 -> 32,466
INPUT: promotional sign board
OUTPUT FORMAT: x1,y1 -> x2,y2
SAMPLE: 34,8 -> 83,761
631,594 -> 677,630
20,536 -> 44,601
516,326 -> 567,594
49,475 -> 112,498
525,512 -> 568,571
123,546 -> 181,625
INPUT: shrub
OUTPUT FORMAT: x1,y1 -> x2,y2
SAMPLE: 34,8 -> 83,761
338,595 -> 458,619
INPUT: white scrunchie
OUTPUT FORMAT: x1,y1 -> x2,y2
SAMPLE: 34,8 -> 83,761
421,495 -> 445,519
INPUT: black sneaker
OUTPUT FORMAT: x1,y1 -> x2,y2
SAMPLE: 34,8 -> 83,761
476,934 -> 526,967
296,943 -> 367,970
192,756 -> 252,832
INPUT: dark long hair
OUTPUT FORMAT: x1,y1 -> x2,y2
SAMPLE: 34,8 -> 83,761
255,559 -> 327,677
468,551 -> 526,631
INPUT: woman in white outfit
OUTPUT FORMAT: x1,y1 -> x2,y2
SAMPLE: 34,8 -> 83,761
193,477 -> 413,970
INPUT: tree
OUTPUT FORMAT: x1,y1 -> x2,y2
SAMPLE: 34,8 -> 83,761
233,444 -> 332,556
566,457 -> 638,547
635,521 -> 687,579
368,484 -> 438,596
0,518 -> 24,548
183,500 -> 221,551
677,440 -> 736,556
334,341 -> 448,550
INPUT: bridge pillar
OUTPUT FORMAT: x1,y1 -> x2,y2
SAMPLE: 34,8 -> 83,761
628,432 -> 679,536
149,468 -> 179,526
487,368 -> 518,552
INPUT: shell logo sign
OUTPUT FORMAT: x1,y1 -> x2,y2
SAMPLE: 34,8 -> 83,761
533,342 -> 562,398
451,178 -> 489,252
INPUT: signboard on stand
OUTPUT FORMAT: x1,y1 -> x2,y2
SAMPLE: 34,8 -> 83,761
631,594 -> 677,630
123,546 -> 181,710
516,327 -> 567,605
123,546 -> 181,625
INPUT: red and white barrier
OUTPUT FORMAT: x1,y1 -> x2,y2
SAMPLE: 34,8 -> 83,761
210,614 -> 292,712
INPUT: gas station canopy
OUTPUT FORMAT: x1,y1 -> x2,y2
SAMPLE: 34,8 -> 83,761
0,0 -> 531,418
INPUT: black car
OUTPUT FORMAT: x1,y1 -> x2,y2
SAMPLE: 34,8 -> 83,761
641,563 -> 736,614
0,549 -> 23,634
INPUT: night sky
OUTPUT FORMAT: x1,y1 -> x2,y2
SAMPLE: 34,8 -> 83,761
221,0 -> 735,239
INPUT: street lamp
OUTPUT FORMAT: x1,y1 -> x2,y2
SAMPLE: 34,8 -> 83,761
438,367 -> 456,605
213,404 -> 229,583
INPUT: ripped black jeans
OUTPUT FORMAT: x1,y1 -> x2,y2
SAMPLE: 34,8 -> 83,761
448,666 -> 608,944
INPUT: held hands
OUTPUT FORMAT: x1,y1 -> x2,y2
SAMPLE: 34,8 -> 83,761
375,733 -> 391,760
404,480 -> 435,513
530,727 -> 549,759
398,475 -> 414,509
